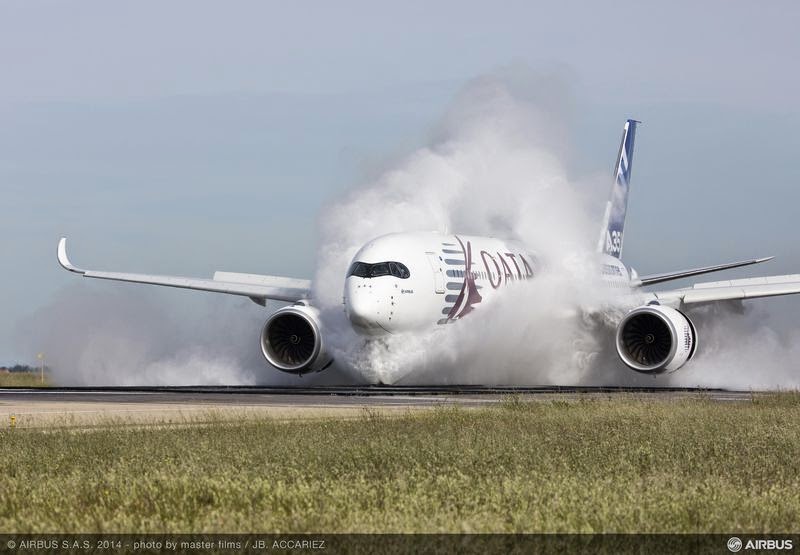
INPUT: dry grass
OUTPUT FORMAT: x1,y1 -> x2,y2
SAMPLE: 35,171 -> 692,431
1,394 -> 799,533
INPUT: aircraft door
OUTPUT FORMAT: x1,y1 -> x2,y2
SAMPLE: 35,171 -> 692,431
425,252 -> 445,294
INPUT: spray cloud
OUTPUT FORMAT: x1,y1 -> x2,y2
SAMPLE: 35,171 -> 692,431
314,69 -> 634,384
670,302 -> 800,389
15,284 -> 312,386
314,69 -> 800,388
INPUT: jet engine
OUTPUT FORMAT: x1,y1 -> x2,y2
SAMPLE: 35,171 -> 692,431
260,304 -> 332,374
616,305 -> 697,374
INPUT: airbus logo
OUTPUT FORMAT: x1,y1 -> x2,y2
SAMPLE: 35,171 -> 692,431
728,537 -> 793,551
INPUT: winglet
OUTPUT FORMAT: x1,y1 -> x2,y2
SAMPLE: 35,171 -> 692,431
57,237 -> 86,274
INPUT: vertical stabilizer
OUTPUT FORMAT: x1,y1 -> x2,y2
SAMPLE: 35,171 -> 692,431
597,119 -> 639,259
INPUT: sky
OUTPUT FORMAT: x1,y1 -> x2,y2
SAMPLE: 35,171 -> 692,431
2,1 -> 799,366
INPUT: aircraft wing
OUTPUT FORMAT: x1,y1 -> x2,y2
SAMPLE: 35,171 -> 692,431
634,256 -> 774,286
57,238 -> 310,304
652,274 -> 800,306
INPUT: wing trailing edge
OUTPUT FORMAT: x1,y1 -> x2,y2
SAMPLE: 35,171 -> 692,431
653,273 -> 800,306
634,256 -> 774,287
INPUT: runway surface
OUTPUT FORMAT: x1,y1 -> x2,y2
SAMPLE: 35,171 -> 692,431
0,385 -> 757,428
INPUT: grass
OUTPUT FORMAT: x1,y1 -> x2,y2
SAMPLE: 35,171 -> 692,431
0,371 -> 49,387
1,394 -> 799,533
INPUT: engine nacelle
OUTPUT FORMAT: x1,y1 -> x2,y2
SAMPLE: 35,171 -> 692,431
260,304 -> 332,374
615,304 -> 698,374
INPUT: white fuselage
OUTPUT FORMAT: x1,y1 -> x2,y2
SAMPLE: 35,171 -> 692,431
343,231 -> 633,335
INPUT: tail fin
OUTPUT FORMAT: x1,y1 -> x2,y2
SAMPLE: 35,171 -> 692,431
597,119 -> 639,259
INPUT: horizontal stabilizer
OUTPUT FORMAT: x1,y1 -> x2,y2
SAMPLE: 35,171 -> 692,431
634,256 -> 774,287
57,237 -> 310,303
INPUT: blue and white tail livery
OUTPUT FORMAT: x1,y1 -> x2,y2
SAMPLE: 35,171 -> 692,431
597,119 -> 639,259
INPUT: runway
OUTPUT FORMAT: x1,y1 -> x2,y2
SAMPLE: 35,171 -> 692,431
0,386 -> 757,428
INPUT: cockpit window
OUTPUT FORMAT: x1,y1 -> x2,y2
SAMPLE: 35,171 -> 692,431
348,261 -> 410,279
370,262 -> 390,277
389,262 -> 410,279
349,262 -> 370,278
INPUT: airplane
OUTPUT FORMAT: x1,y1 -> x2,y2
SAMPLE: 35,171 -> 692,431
57,119 -> 800,378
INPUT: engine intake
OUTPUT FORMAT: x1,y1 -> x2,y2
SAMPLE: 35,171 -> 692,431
260,305 -> 331,374
616,305 -> 697,374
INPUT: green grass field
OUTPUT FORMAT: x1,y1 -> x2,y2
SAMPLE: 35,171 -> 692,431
0,371 -> 49,387
1,394 -> 799,533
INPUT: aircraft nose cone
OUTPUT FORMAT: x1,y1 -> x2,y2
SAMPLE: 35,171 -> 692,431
344,280 -> 386,335
347,289 -> 372,327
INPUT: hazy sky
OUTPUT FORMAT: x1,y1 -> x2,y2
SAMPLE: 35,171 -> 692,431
2,1 -> 799,362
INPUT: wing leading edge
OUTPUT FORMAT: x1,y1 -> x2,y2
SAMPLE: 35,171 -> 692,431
57,238 -> 311,304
